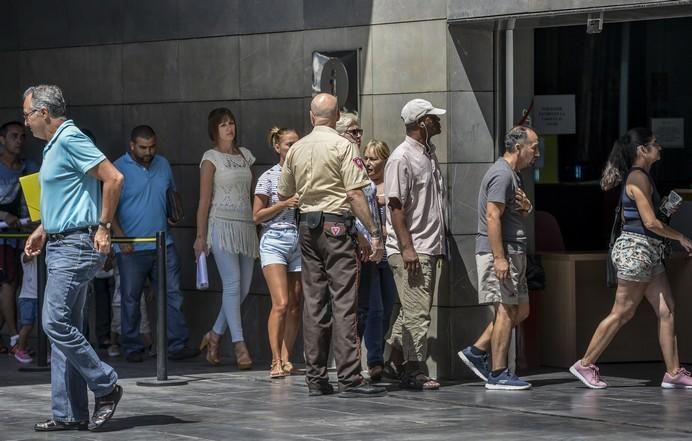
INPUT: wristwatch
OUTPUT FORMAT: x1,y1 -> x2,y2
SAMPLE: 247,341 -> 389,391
369,229 -> 382,240
98,221 -> 112,230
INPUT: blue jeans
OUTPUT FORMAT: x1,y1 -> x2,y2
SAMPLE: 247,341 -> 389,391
358,260 -> 397,367
210,241 -> 254,342
43,232 -> 117,423
117,244 -> 189,355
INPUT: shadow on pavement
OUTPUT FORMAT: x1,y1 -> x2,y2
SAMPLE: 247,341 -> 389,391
93,414 -> 195,433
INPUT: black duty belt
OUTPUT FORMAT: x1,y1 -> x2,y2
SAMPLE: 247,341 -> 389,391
298,211 -> 352,223
47,225 -> 98,241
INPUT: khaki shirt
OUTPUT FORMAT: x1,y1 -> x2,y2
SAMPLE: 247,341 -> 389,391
278,125 -> 369,214
384,136 -> 447,257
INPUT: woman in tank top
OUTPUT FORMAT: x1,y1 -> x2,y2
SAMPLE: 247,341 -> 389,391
195,108 -> 258,369
570,127 -> 692,389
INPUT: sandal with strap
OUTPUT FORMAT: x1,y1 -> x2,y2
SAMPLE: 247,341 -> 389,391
382,360 -> 404,380
270,360 -> 286,379
400,371 -> 440,390
282,361 -> 294,376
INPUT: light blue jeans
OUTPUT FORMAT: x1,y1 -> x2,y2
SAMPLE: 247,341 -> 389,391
43,231 -> 117,423
210,232 -> 255,342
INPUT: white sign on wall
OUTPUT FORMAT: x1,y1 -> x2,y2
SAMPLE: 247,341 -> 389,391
651,118 -> 684,149
533,95 -> 576,135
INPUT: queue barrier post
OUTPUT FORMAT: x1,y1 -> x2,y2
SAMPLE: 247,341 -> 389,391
135,231 -> 188,387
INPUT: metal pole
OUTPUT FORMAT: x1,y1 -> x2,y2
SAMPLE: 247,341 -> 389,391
156,231 -> 168,381
136,231 -> 186,386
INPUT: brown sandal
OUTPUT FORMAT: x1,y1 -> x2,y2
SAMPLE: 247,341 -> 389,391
401,371 -> 440,390
234,342 -> 253,370
199,331 -> 220,365
282,361 -> 295,376
270,360 -> 286,378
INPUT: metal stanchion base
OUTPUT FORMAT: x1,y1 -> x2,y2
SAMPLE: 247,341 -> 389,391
136,377 -> 189,387
18,365 -> 50,372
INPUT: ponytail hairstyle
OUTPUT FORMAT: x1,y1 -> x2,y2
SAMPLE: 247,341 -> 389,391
600,127 -> 653,191
267,126 -> 299,149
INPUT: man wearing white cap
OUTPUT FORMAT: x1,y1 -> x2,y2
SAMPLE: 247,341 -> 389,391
383,99 -> 447,390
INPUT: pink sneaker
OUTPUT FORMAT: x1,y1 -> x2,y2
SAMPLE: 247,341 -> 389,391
661,368 -> 692,389
13,348 -> 33,364
569,360 -> 607,389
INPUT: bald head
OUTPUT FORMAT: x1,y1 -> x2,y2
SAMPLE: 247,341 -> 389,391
310,93 -> 339,127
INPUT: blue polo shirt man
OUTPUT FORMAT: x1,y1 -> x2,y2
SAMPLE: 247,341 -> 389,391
23,84 -> 123,432
113,125 -> 197,361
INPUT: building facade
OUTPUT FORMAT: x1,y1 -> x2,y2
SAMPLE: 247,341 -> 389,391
1,0 -> 690,378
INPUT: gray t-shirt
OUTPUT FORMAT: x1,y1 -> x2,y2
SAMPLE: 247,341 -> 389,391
476,158 -> 527,255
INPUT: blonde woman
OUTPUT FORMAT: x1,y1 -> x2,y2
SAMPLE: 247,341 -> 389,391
253,127 -> 302,378
356,140 -> 397,382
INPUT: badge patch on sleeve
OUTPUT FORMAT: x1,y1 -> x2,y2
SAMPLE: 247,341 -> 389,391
352,157 -> 365,170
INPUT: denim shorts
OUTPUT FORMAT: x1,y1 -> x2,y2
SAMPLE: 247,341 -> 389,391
611,231 -> 665,283
259,227 -> 301,272
18,297 -> 37,326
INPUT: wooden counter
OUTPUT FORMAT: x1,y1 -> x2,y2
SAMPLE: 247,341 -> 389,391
538,252 -> 692,367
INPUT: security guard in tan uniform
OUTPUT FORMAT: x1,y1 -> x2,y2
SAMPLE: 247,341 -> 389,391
278,93 -> 385,397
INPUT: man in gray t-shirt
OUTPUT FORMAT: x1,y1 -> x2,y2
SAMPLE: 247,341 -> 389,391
457,126 -> 540,391
476,158 -> 527,255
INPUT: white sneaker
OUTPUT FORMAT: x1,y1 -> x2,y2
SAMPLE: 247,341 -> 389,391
107,344 -> 121,357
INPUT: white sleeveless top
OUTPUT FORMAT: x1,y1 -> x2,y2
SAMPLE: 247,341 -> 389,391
200,147 -> 259,258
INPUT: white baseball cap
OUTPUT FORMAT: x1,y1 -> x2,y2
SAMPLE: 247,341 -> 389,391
400,99 -> 446,125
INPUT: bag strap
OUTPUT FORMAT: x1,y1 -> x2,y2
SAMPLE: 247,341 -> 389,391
609,185 -> 625,246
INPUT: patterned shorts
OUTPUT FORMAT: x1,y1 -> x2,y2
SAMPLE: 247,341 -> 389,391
611,231 -> 665,283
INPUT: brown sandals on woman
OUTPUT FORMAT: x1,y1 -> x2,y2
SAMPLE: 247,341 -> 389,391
270,360 -> 286,378
401,371 -> 440,390
199,331 -> 220,366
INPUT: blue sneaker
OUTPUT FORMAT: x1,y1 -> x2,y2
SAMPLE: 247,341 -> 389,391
485,368 -> 531,390
458,346 -> 489,381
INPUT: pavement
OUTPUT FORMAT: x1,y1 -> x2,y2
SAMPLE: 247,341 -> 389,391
1,352 -> 692,441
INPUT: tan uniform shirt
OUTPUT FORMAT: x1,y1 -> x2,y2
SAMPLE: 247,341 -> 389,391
384,136 -> 447,257
278,125 -> 369,214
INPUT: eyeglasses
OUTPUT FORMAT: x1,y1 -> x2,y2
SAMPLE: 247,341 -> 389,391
22,109 -> 39,119
345,128 -> 363,137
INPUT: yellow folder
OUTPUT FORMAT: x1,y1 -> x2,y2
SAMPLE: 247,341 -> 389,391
19,172 -> 41,221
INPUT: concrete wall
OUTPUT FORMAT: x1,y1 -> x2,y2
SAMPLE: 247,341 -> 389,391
0,0 -> 472,377
1,0 -> 680,378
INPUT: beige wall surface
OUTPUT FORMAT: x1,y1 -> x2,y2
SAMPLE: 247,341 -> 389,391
1,0 -> 683,379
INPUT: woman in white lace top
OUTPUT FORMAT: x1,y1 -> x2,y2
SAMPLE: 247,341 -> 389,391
195,108 -> 258,369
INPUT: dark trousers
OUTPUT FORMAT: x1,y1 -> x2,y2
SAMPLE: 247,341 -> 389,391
358,260 -> 397,367
299,222 -> 361,389
93,277 -> 113,343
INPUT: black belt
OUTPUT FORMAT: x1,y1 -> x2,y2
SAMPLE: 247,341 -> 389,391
298,212 -> 352,223
47,225 -> 98,241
